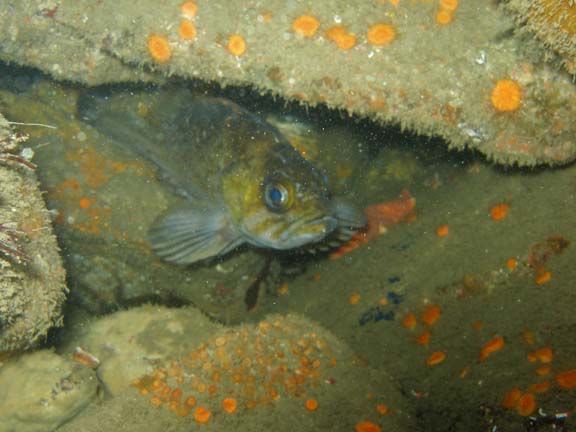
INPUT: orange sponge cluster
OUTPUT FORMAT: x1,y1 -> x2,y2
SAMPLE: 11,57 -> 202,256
132,315 -> 337,422
147,1 -> 249,62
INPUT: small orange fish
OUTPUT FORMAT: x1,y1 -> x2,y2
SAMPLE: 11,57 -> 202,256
329,188 -> 416,259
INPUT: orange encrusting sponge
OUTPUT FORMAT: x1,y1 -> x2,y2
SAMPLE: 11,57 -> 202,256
326,26 -> 356,50
491,79 -> 522,112
478,335 -> 505,361
227,34 -> 246,56
366,24 -> 396,46
292,15 -> 320,37
147,35 -> 172,63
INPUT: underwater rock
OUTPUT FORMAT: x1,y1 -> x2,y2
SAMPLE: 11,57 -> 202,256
1,0 -> 576,166
0,114 -> 67,353
58,305 -> 413,432
505,0 -> 576,72
0,349 -> 98,432
60,306 -> 221,397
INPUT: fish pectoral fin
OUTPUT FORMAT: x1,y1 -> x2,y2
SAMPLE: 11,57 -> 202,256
147,202 -> 243,265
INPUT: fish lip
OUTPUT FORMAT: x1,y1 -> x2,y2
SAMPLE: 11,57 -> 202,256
280,214 -> 338,246
242,198 -> 365,251
244,214 -> 338,250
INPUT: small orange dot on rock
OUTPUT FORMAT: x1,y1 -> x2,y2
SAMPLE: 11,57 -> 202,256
534,268 -> 551,285
194,406 -> 211,423
376,404 -> 389,415
490,202 -> 509,221
421,304 -> 441,326
515,392 -> 536,416
366,23 -> 396,46
227,34 -> 246,56
222,397 -> 237,414
415,330 -> 431,346
556,369 -> 576,389
491,79 -> 522,112
305,398 -> 319,411
326,26 -> 356,50
532,347 -> 553,363
401,312 -> 417,329
180,1 -> 198,18
426,351 -> 446,366
355,421 -> 382,432
436,224 -> 449,237
79,198 -> 92,209
435,9 -> 454,25
349,293 -> 361,305
179,20 -> 197,40
479,335 -> 505,361
506,257 -> 518,270
502,388 -> 522,409
147,34 -> 172,63
292,15 -> 320,37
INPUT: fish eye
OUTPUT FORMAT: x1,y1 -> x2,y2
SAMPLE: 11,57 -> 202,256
263,181 -> 293,212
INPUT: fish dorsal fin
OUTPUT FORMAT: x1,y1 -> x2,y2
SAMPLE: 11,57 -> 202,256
147,200 -> 244,265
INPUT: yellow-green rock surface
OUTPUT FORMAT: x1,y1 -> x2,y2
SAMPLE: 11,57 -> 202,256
1,0 -> 575,166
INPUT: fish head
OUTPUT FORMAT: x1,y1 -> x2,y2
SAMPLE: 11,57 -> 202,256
224,143 -> 366,250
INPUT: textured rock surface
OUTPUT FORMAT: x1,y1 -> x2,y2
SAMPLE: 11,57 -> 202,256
58,306 -> 413,432
0,349 -> 98,432
0,114 -> 67,353
0,1 -> 575,166
59,306 -> 221,397
505,0 -> 576,72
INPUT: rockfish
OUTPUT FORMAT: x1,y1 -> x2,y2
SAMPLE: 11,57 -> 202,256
79,88 -> 365,264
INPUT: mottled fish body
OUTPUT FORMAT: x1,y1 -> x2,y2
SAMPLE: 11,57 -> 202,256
79,88 -> 365,264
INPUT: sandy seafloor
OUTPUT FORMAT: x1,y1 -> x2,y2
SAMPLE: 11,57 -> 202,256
1,62 -> 575,432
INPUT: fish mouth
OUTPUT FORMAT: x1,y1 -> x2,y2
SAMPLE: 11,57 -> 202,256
281,214 -> 339,248
245,214 -> 338,250
284,198 -> 366,246
242,198 -> 365,251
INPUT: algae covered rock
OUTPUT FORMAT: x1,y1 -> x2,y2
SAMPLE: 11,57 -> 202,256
60,306 -> 222,397
1,0 -> 576,166
0,349 -> 98,432
0,113 -> 67,353
59,305 -> 414,432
